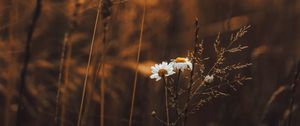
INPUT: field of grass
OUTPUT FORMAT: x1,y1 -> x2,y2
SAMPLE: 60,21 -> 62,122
0,0 -> 300,126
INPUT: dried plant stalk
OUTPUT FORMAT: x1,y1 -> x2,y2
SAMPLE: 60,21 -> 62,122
128,0 -> 147,126
287,61 -> 300,126
16,0 -> 42,125
150,19 -> 252,126
77,0 -> 103,126
56,1 -> 82,125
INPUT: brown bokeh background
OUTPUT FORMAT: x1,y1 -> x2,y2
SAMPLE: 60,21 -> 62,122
0,0 -> 300,126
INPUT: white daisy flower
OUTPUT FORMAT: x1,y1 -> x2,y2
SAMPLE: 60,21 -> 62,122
171,57 -> 193,71
150,62 -> 175,81
204,75 -> 214,83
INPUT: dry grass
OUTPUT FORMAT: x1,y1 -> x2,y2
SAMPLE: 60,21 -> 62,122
128,0 -> 147,126
77,0 -> 103,126
0,0 -> 299,126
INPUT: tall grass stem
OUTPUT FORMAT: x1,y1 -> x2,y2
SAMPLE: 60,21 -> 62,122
287,61 -> 300,126
128,0 -> 147,125
76,0 -> 102,126
16,0 -> 42,125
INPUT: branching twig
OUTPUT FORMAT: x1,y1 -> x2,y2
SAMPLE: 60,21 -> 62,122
182,18 -> 199,126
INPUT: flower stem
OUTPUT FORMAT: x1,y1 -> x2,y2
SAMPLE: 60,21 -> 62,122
163,76 -> 170,126
174,70 -> 181,116
182,18 -> 199,126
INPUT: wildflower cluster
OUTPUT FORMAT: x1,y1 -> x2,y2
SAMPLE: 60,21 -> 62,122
150,57 -> 193,81
150,57 -> 214,85
149,19 -> 252,126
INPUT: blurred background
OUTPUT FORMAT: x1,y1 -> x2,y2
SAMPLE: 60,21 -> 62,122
0,0 -> 300,126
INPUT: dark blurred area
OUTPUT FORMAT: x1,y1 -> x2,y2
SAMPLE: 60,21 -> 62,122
0,0 -> 300,126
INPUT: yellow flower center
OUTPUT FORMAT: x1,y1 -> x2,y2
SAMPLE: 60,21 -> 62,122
158,69 -> 168,77
175,57 -> 187,62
